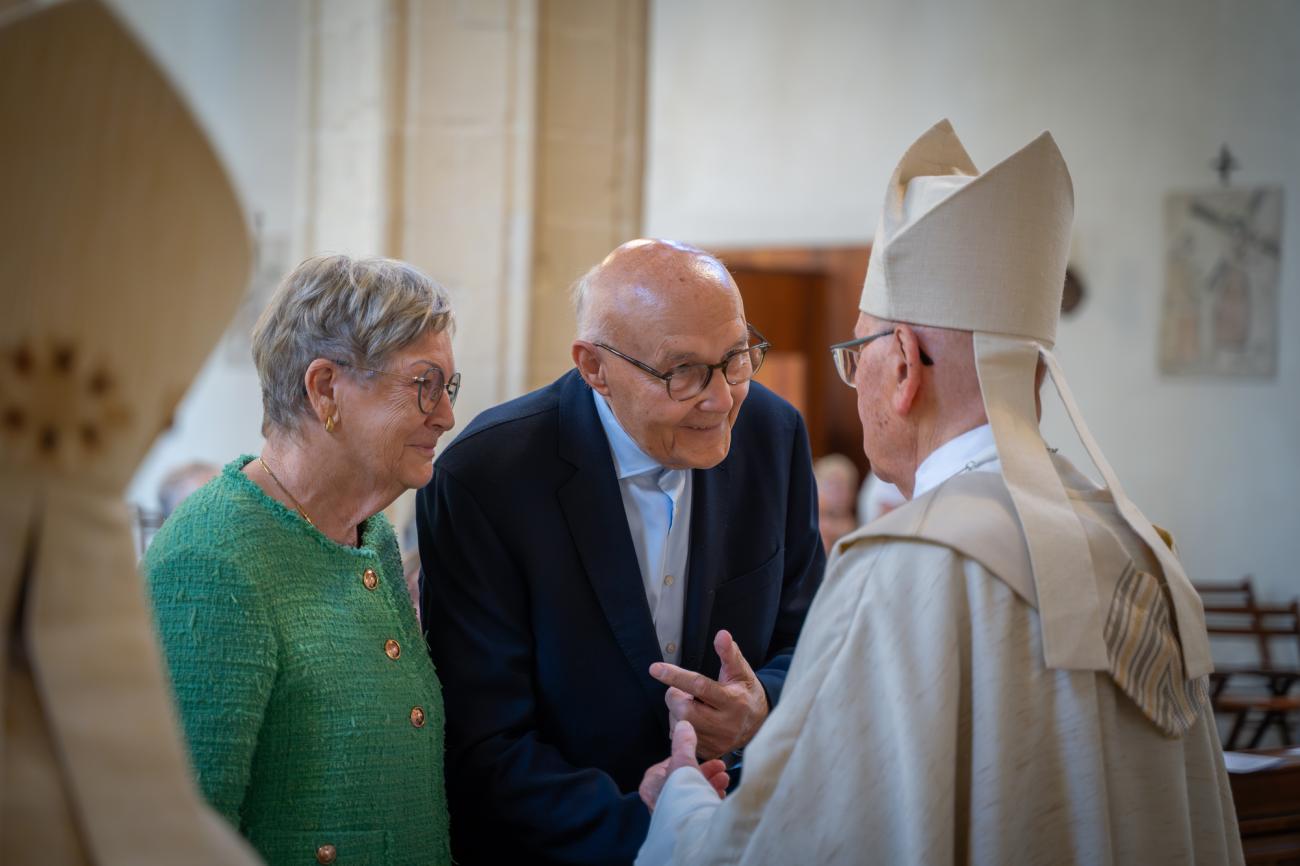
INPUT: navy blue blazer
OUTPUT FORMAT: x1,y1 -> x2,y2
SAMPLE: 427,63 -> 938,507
417,369 -> 825,866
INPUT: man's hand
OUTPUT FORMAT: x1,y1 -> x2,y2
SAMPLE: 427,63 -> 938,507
649,629 -> 769,760
638,721 -> 729,813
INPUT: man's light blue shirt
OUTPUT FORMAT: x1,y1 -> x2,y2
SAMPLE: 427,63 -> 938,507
593,389 -> 692,664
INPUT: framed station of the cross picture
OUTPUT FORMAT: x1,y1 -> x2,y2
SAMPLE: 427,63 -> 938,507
1160,186 -> 1284,378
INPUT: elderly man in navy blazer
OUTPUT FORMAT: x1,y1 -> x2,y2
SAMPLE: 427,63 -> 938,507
417,239 -> 825,865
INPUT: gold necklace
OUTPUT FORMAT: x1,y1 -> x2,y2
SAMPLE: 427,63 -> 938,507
258,456 -> 316,528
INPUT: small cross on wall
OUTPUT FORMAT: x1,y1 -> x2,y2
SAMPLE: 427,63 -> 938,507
1212,145 -> 1239,187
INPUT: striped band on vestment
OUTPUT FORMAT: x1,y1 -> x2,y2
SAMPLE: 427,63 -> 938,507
1103,561 -> 1210,737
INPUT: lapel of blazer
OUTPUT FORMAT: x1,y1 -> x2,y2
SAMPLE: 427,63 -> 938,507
681,454 -> 730,674
555,371 -> 666,712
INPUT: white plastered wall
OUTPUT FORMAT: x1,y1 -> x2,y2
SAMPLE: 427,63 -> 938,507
111,0 -> 303,508
645,0 -> 1300,604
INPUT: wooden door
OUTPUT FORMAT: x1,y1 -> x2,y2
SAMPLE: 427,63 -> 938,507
714,246 -> 872,478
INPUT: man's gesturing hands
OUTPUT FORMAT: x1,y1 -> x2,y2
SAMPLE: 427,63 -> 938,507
648,629 -> 769,760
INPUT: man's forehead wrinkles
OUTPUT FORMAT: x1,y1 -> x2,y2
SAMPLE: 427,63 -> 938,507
651,326 -> 748,367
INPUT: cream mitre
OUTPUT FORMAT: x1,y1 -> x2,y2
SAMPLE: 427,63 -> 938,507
860,119 -> 1211,678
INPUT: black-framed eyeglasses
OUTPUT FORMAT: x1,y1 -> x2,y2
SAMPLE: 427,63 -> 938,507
333,359 -> 460,414
829,329 -> 934,387
595,325 -> 771,402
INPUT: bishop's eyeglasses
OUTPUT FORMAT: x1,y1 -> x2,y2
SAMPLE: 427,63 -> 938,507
829,329 -> 934,387
595,325 -> 771,402
333,359 -> 461,414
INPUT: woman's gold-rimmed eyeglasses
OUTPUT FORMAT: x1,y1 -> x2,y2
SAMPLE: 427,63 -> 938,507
333,359 -> 460,414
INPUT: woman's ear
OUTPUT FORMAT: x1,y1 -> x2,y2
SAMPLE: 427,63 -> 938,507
303,358 -> 339,426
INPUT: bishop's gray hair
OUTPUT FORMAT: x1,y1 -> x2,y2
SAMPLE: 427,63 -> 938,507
251,254 -> 453,435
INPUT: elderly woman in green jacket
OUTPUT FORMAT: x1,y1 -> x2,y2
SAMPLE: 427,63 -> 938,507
146,254 -> 458,865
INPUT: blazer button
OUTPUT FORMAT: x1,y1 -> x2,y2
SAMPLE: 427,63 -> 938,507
385,639 -> 401,660
411,706 -> 426,728
362,568 -> 378,590
316,843 -> 337,864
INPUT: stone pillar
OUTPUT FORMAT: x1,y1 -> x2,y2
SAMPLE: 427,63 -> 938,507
297,0 -> 400,257
528,0 -> 647,389
392,0 -> 538,416
299,0 -> 541,580
299,0 -> 647,403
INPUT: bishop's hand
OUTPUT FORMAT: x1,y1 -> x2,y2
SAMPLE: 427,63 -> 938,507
638,721 -> 729,813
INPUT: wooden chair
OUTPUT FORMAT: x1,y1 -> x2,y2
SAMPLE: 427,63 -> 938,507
1198,578 -> 1300,749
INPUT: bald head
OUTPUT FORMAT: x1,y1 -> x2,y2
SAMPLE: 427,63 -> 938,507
574,239 -> 741,347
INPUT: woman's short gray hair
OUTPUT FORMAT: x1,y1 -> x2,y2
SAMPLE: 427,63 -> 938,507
251,254 -> 453,434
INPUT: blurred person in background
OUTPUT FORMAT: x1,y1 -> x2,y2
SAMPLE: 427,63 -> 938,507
157,460 -> 219,518
812,453 -> 859,552
145,255 -> 459,865
857,469 -> 905,525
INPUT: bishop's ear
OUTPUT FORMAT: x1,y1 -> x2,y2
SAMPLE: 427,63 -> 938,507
890,325 -> 925,417
572,341 -> 610,395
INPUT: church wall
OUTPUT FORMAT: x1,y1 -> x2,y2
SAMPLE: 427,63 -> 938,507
118,1 -> 648,524
112,0 -> 304,508
106,0 -> 1300,609
645,0 -> 1300,603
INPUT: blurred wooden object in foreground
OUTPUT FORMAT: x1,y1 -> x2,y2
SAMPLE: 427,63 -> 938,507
0,1 -> 260,862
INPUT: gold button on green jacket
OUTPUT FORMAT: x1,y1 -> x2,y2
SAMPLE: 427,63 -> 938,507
145,456 -> 451,866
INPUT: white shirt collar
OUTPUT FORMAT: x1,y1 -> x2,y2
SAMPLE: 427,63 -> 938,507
592,389 -> 663,479
912,423 -> 1001,499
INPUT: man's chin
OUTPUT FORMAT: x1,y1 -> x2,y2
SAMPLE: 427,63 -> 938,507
671,441 -> 731,471
863,454 -> 903,492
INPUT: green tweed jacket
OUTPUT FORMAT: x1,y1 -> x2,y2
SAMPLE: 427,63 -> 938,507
145,456 -> 451,866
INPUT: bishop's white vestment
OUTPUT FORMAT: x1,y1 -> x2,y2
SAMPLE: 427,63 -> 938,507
638,427 -> 1242,866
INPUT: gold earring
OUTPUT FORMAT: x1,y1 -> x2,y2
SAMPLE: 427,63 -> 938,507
325,414 -> 336,433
